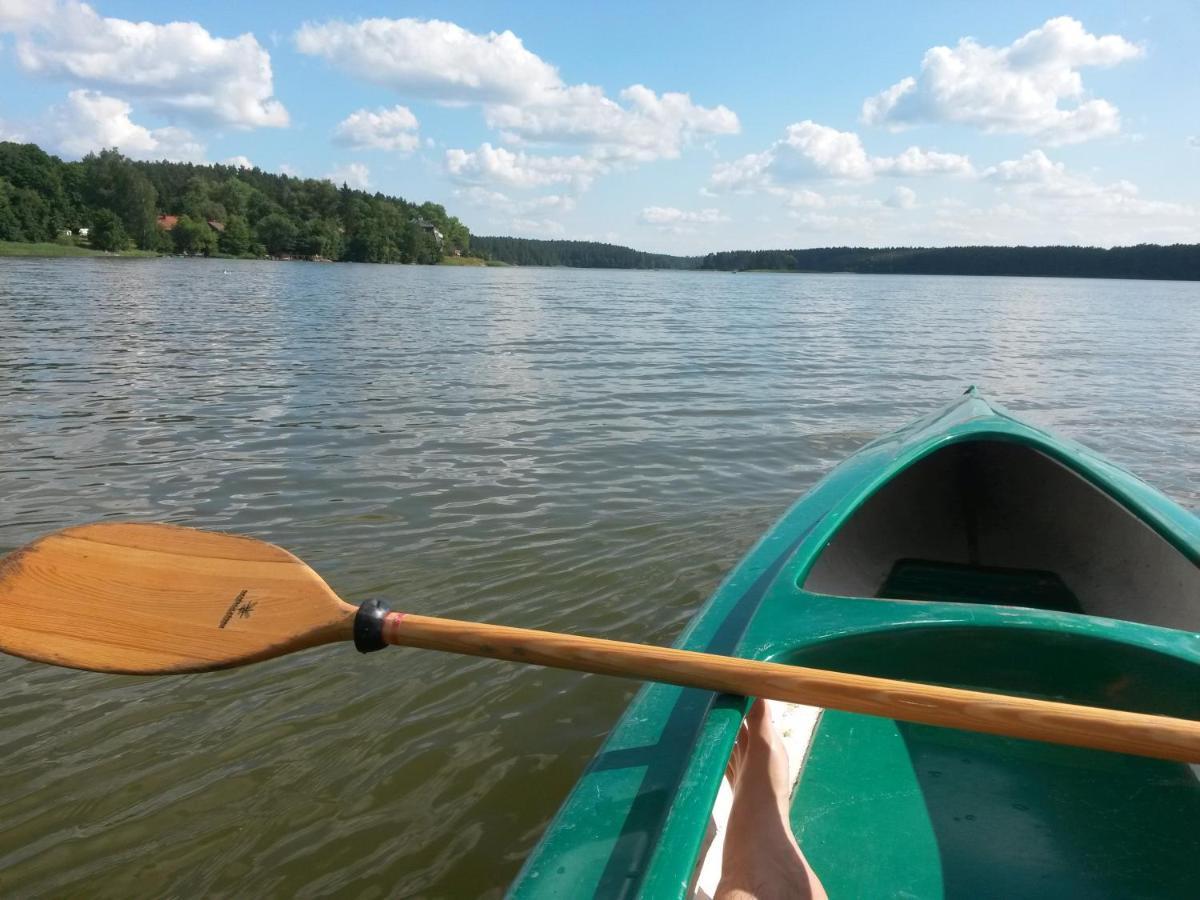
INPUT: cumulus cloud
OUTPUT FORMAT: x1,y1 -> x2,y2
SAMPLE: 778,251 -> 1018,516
0,0 -> 45,30
295,17 -> 561,104
508,217 -> 566,236
862,16 -> 1142,144
711,121 -> 972,191
639,206 -> 727,226
982,148 -> 1065,183
223,155 -> 253,169
296,16 -> 738,188
333,105 -> 420,152
984,149 -> 1194,218
2,0 -> 287,128
445,143 -> 604,190
454,186 -> 577,214
486,83 -> 738,161
42,89 -> 205,161
325,162 -> 370,189
886,186 -> 917,209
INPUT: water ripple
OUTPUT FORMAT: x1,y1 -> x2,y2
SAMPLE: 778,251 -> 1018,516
0,259 -> 1196,896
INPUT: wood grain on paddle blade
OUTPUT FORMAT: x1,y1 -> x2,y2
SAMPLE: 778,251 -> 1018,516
0,523 -> 357,674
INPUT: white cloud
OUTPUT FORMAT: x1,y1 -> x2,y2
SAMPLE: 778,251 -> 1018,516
1189,136 -> 1200,149
297,16 -> 738,187
711,120 -> 972,192
295,17 -> 561,104
223,155 -> 253,169
333,105 -> 420,152
862,16 -> 1142,144
0,0 -> 45,30
639,206 -> 727,226
984,149 -> 1194,219
445,143 -> 603,190
777,188 -> 828,210
886,186 -> 917,209
486,83 -> 738,162
509,217 -> 565,236
278,163 -> 300,177
982,149 -> 1065,183
455,186 -> 577,215
325,162 -> 370,189
872,145 -> 974,177
3,0 -> 287,128
42,89 -> 205,161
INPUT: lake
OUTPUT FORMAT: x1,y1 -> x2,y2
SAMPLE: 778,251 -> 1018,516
0,258 -> 1196,897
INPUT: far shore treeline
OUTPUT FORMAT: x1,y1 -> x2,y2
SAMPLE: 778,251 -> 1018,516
3,140 -> 1197,280
0,141 -> 469,262
471,237 -> 1200,281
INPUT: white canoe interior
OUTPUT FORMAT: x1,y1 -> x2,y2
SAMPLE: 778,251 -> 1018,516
803,439 -> 1200,631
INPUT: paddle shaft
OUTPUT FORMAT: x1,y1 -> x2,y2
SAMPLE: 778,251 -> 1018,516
380,612 -> 1200,763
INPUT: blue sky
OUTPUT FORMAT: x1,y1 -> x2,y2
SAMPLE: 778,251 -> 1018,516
2,1 -> 1197,252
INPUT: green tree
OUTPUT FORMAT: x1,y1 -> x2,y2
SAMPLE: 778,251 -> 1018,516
172,214 -> 218,255
89,209 -> 128,251
218,214 -> 253,256
79,149 -> 158,248
256,212 -> 297,256
295,217 -> 342,259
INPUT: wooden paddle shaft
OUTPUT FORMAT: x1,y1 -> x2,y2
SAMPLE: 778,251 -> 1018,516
381,612 -> 1200,763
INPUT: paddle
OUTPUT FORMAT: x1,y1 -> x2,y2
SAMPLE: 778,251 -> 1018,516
1,522 -> 1197,762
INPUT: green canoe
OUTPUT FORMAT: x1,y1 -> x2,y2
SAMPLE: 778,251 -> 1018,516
508,389 -> 1200,899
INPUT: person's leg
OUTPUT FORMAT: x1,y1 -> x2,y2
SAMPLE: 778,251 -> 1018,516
715,700 -> 827,900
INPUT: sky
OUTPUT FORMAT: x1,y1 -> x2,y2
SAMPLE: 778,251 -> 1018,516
1,0 -> 1198,253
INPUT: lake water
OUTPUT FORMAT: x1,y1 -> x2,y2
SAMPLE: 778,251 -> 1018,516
0,258 -> 1196,897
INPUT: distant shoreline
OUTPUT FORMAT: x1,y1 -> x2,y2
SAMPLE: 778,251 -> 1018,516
471,236 -> 1200,282
0,241 -> 502,267
6,238 -> 1198,283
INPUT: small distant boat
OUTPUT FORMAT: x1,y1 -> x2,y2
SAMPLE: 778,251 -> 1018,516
509,389 -> 1200,899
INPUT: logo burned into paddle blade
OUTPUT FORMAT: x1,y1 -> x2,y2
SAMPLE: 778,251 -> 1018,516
218,590 -> 256,628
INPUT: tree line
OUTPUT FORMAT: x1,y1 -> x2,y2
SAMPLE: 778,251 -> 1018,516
0,141 -> 470,263
470,236 -> 695,269
696,245 -> 1200,281
472,237 -> 1200,281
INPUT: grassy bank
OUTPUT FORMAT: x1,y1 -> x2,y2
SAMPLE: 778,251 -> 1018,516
439,255 -> 490,266
0,240 -> 159,258
439,255 -> 513,267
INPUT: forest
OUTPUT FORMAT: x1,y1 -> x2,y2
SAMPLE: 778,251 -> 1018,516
473,237 -> 1199,281
470,236 -> 694,269
0,141 -> 470,263
695,245 -> 1200,281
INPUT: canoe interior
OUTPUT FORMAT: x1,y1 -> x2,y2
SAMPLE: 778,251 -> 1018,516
787,627 -> 1200,899
802,438 -> 1200,631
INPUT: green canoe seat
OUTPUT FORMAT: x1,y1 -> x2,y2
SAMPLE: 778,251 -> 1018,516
880,558 -> 1081,612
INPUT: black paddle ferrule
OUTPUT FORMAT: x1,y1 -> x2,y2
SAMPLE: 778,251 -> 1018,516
354,599 -> 390,653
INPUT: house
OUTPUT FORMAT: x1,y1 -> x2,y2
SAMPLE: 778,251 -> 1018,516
413,218 -> 444,244
156,215 -> 224,233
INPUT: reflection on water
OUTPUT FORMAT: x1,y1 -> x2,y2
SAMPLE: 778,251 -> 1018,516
0,258 -> 1196,896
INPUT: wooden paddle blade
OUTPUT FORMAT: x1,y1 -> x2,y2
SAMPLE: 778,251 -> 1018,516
0,523 -> 357,674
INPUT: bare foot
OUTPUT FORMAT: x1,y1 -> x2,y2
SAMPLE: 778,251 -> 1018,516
715,701 -> 827,900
